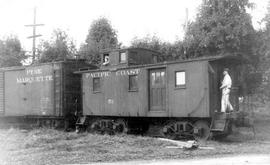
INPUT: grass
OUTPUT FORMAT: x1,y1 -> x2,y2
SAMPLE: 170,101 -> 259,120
0,130 -> 175,165
1,105 -> 270,165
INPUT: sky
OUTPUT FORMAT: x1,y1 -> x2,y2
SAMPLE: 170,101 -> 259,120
0,0 -> 268,53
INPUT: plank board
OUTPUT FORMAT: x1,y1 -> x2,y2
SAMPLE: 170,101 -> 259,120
0,72 -> 4,115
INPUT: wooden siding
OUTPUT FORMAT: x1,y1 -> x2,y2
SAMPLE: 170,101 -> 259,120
0,72 -> 4,115
166,61 -> 209,117
0,60 -> 90,117
100,48 -> 160,69
62,62 -> 84,116
128,49 -> 156,65
82,68 -> 148,116
82,60 -> 211,118
4,65 -> 55,116
53,63 -> 62,116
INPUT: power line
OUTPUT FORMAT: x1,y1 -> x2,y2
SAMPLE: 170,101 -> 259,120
25,7 -> 44,63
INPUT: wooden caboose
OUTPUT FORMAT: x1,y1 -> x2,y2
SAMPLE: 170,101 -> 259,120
76,48 -> 245,140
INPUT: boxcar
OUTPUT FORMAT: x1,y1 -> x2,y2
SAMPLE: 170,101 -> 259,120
0,60 -> 94,128
76,48 -> 245,140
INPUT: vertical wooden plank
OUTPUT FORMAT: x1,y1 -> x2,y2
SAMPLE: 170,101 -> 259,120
0,72 -> 4,115
53,63 -> 62,116
162,88 -> 166,109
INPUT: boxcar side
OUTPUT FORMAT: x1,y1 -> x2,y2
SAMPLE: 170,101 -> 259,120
0,60 -> 93,128
3,64 -> 55,116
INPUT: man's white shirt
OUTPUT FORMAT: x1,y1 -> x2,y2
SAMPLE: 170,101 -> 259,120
222,74 -> 232,89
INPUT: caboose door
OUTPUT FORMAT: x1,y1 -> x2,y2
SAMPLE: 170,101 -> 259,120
149,69 -> 166,111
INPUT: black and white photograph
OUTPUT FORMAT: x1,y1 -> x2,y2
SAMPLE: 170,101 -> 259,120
0,0 -> 270,164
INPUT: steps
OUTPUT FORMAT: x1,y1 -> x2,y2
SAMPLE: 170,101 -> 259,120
210,112 -> 228,132
76,116 -> 87,125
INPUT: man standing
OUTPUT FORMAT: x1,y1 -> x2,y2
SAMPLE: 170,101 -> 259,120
103,55 -> 110,66
220,68 -> 233,112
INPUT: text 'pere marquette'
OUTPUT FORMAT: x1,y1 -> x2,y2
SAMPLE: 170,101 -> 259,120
16,68 -> 53,84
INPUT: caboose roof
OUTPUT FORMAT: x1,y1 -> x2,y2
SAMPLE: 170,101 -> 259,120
0,59 -> 88,71
75,54 -> 248,74
100,47 -> 161,55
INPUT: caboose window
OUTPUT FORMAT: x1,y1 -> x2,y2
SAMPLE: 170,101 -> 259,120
129,75 -> 138,91
120,52 -> 127,63
103,54 -> 109,62
175,71 -> 186,88
93,77 -> 101,92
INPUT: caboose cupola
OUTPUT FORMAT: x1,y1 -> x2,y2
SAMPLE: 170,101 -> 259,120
100,48 -> 160,69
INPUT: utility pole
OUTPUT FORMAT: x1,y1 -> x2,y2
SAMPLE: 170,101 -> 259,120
25,7 -> 44,63
184,8 -> 189,35
183,8 -> 189,57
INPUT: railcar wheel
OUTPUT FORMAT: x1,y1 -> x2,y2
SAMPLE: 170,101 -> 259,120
87,119 -> 103,134
161,121 -> 194,140
87,119 -> 115,135
193,120 -> 210,141
113,119 -> 128,134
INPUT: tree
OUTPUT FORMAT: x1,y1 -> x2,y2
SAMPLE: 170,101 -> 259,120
0,35 -> 26,67
79,17 -> 118,64
184,0 -> 256,59
183,0 -> 264,99
258,1 -> 270,72
254,1 -> 270,100
38,29 -> 76,63
130,35 -> 185,61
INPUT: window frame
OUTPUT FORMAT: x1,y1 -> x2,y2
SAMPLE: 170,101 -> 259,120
119,52 -> 127,63
150,69 -> 166,86
103,54 -> 109,63
92,77 -> 101,93
175,70 -> 186,89
128,74 -> 138,92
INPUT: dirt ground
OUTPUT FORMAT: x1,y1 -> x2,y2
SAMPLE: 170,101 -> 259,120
0,107 -> 270,165
89,154 -> 270,165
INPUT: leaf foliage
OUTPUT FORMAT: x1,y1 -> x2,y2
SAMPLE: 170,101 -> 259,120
0,35 -> 26,67
38,29 -> 76,63
79,17 -> 118,64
